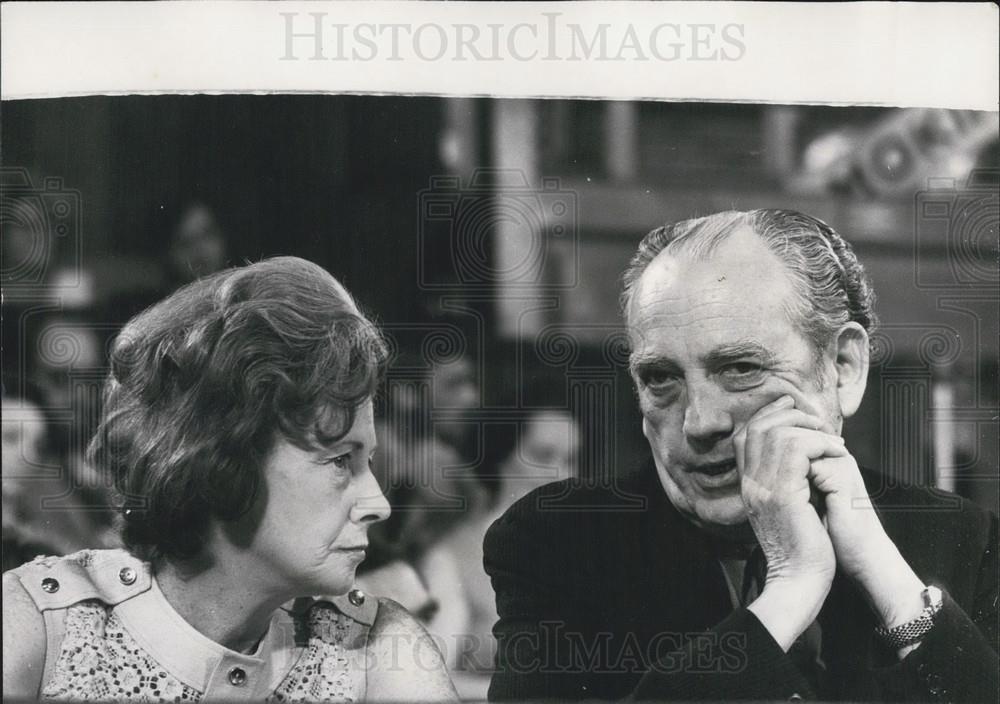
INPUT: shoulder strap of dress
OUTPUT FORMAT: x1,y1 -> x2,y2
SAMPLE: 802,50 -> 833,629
11,549 -> 151,612
308,587 -> 379,626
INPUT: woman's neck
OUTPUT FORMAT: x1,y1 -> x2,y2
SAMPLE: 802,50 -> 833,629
155,554 -> 288,654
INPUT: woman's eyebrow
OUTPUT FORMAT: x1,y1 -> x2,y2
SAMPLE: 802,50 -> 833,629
321,439 -> 375,454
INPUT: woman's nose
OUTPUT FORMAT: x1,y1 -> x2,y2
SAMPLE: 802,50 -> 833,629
352,470 -> 391,524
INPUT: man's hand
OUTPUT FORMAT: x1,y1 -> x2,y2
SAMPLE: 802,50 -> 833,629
809,456 -> 927,647
735,395 -> 844,651
808,454 -> 893,580
736,393 -> 927,655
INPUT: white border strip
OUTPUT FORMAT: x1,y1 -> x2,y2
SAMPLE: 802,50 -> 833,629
3,1 -> 998,109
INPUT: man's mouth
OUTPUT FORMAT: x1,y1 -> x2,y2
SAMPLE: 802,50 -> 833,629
688,460 -> 739,489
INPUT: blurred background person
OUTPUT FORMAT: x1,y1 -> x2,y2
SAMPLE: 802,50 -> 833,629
104,198 -> 232,327
357,325 -> 488,622
419,381 -> 581,700
2,383 -> 116,572
164,200 -> 229,287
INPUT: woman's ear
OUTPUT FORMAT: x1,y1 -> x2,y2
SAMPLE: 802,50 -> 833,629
833,322 -> 870,419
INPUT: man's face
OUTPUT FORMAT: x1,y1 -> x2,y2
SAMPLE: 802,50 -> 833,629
431,357 -> 479,449
169,204 -> 226,281
627,227 -> 842,530
510,411 -> 580,485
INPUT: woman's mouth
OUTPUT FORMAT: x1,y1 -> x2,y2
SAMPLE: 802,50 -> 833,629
336,546 -> 368,561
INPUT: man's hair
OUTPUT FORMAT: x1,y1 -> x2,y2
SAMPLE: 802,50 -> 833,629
620,209 -> 877,351
87,256 -> 388,564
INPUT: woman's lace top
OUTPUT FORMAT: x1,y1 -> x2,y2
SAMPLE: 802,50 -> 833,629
43,601 -> 201,701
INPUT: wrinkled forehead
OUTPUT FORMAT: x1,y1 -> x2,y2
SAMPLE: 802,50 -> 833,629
626,235 -> 799,350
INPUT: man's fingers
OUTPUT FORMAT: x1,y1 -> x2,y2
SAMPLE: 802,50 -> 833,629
808,455 -> 867,497
742,426 -> 849,491
736,406 -> 832,457
745,408 -> 835,436
781,429 -> 849,461
746,394 -> 837,434
740,410 -> 843,472
749,394 -> 795,421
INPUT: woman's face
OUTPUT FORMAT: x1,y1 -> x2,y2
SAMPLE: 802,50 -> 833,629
241,400 -> 391,598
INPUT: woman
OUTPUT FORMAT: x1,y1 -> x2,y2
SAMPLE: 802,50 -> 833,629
3,257 -> 458,702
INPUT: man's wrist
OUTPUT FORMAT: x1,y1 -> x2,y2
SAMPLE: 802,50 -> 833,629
748,579 -> 829,652
875,586 -> 943,646
852,538 -> 926,629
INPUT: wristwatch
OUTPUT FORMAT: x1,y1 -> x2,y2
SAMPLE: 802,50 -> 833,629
875,585 -> 943,648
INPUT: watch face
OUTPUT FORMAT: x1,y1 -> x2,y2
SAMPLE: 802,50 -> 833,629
923,585 -> 944,613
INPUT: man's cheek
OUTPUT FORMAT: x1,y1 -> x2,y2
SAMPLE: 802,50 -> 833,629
641,412 -> 686,469
639,397 -> 675,434
733,384 -> 792,428
638,385 -> 678,414
756,371 -> 830,413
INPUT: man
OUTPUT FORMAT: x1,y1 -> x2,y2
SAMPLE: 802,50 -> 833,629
484,210 -> 998,701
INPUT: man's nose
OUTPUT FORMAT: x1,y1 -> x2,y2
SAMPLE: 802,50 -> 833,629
351,470 -> 392,524
682,381 -> 733,445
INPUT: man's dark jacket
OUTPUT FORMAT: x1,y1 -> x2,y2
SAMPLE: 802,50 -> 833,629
484,460 -> 998,701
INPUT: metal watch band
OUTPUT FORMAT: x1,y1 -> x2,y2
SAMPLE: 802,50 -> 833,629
876,613 -> 935,647
875,586 -> 943,648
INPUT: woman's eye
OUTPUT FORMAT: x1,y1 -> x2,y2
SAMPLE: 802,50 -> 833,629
321,453 -> 351,469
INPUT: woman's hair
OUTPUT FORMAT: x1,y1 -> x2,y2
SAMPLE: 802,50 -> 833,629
87,256 -> 388,564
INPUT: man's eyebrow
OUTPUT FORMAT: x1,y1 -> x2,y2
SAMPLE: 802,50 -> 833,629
628,351 -> 680,373
628,341 -> 775,373
703,341 -> 775,366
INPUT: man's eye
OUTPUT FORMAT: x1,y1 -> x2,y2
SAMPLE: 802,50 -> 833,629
641,369 -> 678,389
720,362 -> 764,386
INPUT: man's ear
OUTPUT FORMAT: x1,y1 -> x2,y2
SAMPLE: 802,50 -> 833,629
832,322 -> 869,419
